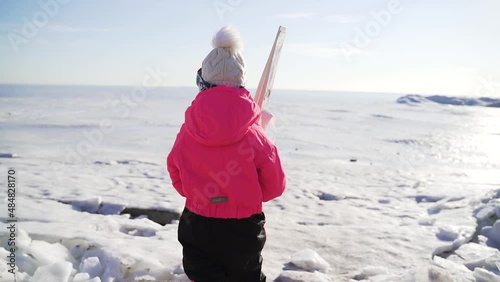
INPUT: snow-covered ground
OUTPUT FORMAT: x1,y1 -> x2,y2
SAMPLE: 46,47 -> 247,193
1,85 -> 499,282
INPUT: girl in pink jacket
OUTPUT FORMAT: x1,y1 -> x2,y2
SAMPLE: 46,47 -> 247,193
167,26 -> 286,282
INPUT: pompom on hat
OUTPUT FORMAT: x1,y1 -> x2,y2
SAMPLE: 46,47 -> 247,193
201,26 -> 246,88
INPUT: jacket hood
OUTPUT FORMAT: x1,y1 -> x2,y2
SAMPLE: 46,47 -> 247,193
184,86 -> 260,146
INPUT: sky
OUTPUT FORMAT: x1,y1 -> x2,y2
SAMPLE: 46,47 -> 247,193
0,0 -> 499,96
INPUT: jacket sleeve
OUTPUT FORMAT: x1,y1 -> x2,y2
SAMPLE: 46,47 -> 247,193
167,134 -> 185,197
254,130 -> 286,202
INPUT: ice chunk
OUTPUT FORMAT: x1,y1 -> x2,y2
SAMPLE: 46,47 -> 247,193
73,272 -> 91,282
476,205 -> 496,221
3,271 -> 33,282
0,246 -> 10,264
417,217 -> 436,226
65,239 -> 90,260
96,217 -> 121,232
30,261 -> 73,282
482,220 -> 500,244
432,256 -> 474,281
131,269 -> 169,282
426,267 -> 455,282
473,267 -> 500,282
74,272 -> 102,282
447,242 -> 499,268
0,249 -> 18,281
433,225 -> 476,257
16,271 -> 31,282
132,273 -> 156,281
290,249 -> 329,273
16,252 -> 38,275
79,256 -> 103,278
97,202 -> 126,215
27,240 -> 76,266
101,257 -> 127,282
0,153 -> 18,158
352,266 -> 389,280
72,196 -> 103,213
170,273 -> 190,282
465,252 -> 500,271
275,270 -> 330,282
397,95 -> 427,104
16,229 -> 32,252
144,267 -> 173,282
165,264 -> 189,281
436,226 -> 459,241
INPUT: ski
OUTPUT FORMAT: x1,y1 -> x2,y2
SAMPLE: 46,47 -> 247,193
254,26 -> 286,128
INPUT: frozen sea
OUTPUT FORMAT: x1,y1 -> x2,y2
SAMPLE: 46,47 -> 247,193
1,84 -> 500,282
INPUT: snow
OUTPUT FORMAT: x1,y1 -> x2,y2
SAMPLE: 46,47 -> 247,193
1,86 -> 500,281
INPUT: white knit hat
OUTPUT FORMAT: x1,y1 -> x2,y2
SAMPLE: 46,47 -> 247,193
201,26 -> 246,88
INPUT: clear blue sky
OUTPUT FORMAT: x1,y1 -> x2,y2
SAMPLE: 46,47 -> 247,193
0,0 -> 499,96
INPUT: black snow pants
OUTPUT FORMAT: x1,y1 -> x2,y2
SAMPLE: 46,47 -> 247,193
178,207 -> 267,282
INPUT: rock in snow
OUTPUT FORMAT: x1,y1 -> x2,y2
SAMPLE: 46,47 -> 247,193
290,249 -> 329,273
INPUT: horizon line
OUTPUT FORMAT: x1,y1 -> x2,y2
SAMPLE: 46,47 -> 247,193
0,82 -> 460,97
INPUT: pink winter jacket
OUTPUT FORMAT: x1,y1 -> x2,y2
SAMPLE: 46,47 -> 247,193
167,86 -> 286,219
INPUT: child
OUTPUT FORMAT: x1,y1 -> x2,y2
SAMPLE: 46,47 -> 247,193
167,26 -> 286,282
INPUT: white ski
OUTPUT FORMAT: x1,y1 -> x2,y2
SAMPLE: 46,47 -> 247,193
254,26 -> 286,129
